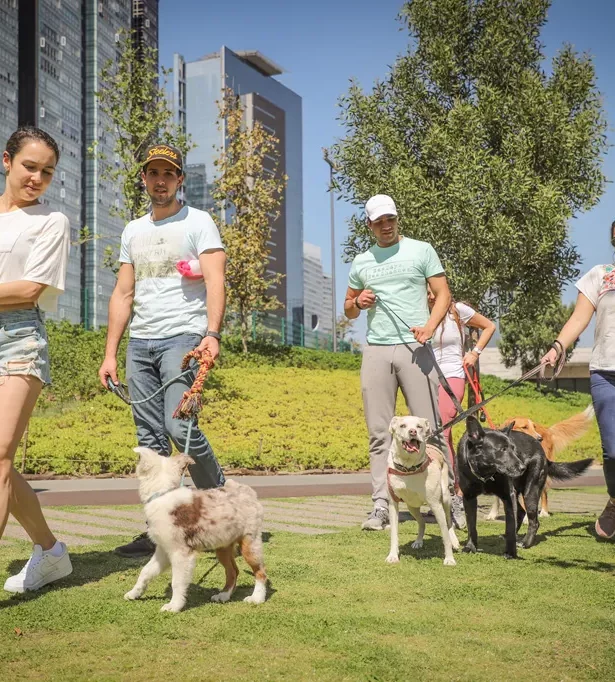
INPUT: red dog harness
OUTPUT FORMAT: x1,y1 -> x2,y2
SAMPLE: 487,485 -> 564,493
387,446 -> 439,504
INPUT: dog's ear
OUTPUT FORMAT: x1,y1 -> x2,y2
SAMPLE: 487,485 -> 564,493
389,416 -> 401,435
466,416 -> 485,443
500,421 -> 515,437
133,446 -> 158,470
174,454 -> 195,472
419,417 -> 432,438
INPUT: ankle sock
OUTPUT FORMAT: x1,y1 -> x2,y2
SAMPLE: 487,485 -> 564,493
44,541 -> 65,557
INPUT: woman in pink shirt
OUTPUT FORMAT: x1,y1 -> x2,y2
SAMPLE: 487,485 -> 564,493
428,286 -> 496,529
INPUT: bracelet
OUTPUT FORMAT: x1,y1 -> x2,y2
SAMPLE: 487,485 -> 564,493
205,330 -> 222,341
354,296 -> 363,311
471,347 -> 482,356
550,340 -> 564,356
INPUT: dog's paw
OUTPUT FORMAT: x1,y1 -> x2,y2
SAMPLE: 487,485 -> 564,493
124,590 -> 140,601
385,553 -> 400,564
211,591 -> 232,604
410,539 -> 423,550
462,543 -> 477,554
443,557 -> 457,567
504,552 -> 519,560
539,509 -> 550,518
243,594 -> 266,605
160,602 -> 184,613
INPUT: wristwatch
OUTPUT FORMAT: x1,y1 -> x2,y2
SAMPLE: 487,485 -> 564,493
205,330 -> 221,341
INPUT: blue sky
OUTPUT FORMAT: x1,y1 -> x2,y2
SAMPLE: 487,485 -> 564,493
159,0 -> 614,346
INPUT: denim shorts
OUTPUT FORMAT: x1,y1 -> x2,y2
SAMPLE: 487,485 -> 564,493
0,308 -> 51,386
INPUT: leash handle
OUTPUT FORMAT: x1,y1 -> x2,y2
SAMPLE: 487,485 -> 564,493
463,364 -> 495,428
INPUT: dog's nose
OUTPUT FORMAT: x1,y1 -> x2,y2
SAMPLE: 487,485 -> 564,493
537,435 -> 543,442
409,429 -> 417,436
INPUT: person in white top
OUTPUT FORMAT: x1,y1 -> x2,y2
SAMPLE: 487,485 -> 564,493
542,221 -> 615,540
427,285 -> 496,528
0,127 -> 73,592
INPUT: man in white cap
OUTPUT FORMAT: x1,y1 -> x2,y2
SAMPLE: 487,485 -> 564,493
344,194 -> 453,530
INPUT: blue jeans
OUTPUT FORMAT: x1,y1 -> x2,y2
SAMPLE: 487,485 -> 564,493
126,334 -> 225,490
590,371 -> 615,498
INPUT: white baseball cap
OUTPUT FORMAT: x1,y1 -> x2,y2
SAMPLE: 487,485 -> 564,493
365,194 -> 397,222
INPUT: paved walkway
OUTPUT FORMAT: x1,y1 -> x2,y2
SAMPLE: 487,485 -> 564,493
30,466 -> 606,507
3,489 -> 605,546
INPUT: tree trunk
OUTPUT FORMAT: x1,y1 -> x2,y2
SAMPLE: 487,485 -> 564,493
240,307 -> 249,354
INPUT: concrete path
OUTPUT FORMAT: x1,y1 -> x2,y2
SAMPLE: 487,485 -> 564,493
3,488 -> 606,547
30,466 -> 606,507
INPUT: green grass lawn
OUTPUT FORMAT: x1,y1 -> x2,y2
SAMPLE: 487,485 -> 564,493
1,509 -> 613,682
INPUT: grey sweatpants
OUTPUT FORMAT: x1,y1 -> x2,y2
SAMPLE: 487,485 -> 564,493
360,343 -> 453,506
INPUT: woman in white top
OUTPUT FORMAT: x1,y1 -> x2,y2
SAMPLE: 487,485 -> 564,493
0,127 -> 72,592
542,222 -> 615,540
428,286 -> 496,527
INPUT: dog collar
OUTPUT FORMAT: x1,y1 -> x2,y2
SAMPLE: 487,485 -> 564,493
466,457 -> 494,484
389,459 -> 429,476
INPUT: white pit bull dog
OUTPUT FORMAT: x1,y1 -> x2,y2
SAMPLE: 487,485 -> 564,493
386,416 -> 459,566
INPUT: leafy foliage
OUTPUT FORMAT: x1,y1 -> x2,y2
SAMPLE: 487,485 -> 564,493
212,89 -> 288,353
498,299 -> 578,372
331,0 -> 607,355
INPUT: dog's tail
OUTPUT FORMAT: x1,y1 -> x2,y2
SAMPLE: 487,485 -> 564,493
547,458 -> 594,481
548,405 -> 595,455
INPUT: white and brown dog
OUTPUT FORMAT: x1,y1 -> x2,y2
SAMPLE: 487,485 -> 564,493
124,447 -> 267,613
386,416 -> 459,566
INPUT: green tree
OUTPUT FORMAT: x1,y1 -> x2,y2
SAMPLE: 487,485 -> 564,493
89,29 -> 193,267
330,0 -> 607,362
498,298 -> 577,373
212,88 -> 287,354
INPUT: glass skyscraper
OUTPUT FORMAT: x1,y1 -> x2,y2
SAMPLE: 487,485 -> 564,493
183,47 -> 304,328
0,0 -> 159,327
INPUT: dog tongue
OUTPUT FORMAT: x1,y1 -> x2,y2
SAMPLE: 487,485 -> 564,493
404,440 -> 419,453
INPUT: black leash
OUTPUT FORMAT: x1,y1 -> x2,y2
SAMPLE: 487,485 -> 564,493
375,296 -> 465,414
374,296 -> 563,438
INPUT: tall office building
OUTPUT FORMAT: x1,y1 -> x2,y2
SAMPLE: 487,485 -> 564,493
0,0 -> 18,195
15,0 -> 86,323
0,0 -> 159,327
303,242 -> 333,338
182,47 -> 304,328
132,0 -> 158,56
82,0 -> 132,328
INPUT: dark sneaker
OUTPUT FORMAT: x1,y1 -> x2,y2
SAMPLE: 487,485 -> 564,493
451,494 -> 466,530
361,506 -> 389,531
595,499 -> 615,539
114,532 -> 156,558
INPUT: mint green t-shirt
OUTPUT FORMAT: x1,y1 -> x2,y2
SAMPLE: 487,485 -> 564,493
348,237 -> 444,345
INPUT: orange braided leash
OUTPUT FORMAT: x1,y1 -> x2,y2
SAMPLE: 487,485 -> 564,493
172,348 -> 215,420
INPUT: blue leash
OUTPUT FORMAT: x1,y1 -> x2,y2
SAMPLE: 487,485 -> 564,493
107,368 -> 197,487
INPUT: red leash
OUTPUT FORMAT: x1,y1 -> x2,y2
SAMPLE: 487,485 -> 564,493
463,364 -> 495,428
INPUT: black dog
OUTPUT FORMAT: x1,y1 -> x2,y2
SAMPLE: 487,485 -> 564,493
457,416 -> 593,559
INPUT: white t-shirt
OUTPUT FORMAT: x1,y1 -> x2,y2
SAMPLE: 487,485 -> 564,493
431,302 -> 476,378
0,205 -> 70,313
119,205 -> 224,339
576,264 -> 615,371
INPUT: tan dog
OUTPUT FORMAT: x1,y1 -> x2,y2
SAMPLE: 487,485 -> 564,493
386,416 -> 459,566
124,447 -> 267,613
486,405 -> 594,521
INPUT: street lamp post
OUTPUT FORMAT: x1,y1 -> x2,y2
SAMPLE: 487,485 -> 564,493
323,148 -> 337,352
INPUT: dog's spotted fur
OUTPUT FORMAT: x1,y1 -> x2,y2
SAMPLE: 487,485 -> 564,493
124,448 -> 267,613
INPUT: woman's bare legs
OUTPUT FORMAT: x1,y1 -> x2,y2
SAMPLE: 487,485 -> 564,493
0,374 -> 55,548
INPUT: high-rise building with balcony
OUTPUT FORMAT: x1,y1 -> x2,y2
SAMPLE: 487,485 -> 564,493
181,47 -> 304,330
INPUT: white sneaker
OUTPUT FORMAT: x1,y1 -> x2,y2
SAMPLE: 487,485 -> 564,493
4,543 -> 73,594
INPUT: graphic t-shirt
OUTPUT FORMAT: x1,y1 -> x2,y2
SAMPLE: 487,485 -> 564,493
432,302 -> 476,378
348,237 -> 445,345
119,206 -> 224,339
0,205 -> 70,312
576,264 -> 615,371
